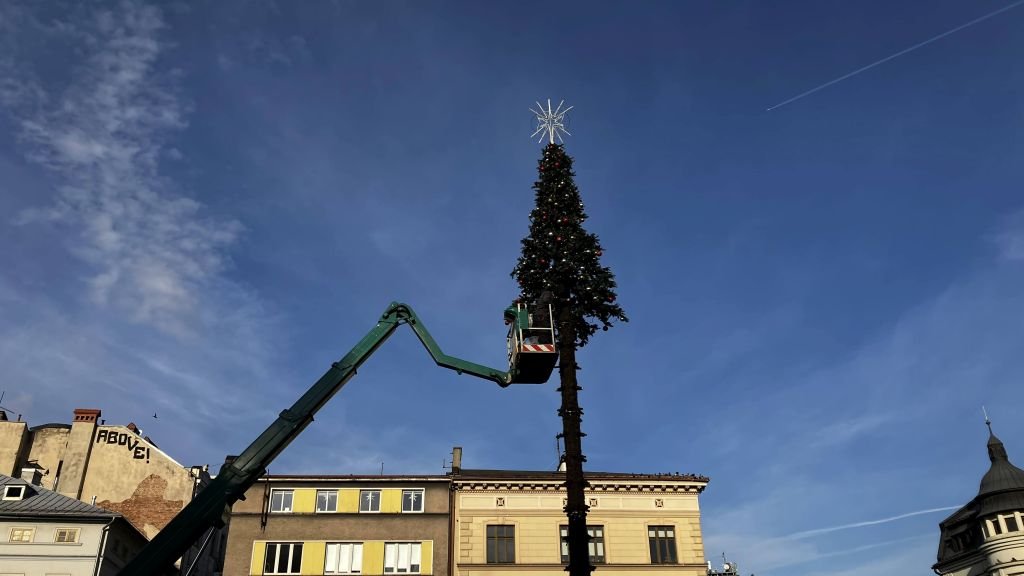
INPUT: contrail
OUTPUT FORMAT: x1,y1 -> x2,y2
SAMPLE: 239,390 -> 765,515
783,506 -> 960,540
767,0 -> 1024,111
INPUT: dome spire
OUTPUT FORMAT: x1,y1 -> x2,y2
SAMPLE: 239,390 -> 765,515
984,405 -> 1009,462
978,408 -> 1024,495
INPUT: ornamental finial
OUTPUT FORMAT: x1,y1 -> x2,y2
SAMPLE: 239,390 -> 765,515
530,99 -> 572,144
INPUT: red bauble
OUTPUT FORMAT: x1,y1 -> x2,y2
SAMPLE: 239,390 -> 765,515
595,250 -> 603,256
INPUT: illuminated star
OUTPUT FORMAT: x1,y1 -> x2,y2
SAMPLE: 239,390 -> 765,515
531,99 -> 572,144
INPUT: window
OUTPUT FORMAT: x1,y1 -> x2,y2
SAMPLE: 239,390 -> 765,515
648,526 -> 677,564
270,490 -> 293,513
1004,513 -> 1020,532
486,525 -> 515,564
384,542 -> 421,573
325,542 -> 363,574
54,528 -> 79,543
359,490 -> 380,513
264,542 -> 303,574
3,485 -> 25,500
317,490 -> 338,513
402,489 -> 424,513
560,525 -> 605,564
9,527 -> 34,542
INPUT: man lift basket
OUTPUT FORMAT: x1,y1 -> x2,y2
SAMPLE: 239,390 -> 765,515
505,294 -> 558,384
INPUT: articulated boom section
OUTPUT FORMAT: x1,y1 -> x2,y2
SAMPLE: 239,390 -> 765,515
120,301 -> 550,575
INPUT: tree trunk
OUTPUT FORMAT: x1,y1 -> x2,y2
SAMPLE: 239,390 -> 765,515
557,303 -> 593,576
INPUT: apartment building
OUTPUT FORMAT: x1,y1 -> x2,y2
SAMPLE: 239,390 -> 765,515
223,475 -> 451,576
0,407 -> 226,575
0,472 -> 175,576
222,447 -> 711,576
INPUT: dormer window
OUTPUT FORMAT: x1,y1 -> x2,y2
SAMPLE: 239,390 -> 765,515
2,485 -> 26,500
983,512 -> 1023,538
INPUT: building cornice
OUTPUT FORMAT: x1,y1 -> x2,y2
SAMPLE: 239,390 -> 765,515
259,476 -> 450,484
456,563 -> 710,570
453,481 -> 706,494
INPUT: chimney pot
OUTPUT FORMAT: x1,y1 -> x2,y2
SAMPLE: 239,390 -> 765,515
452,447 -> 462,474
19,467 -> 43,486
72,409 -> 101,423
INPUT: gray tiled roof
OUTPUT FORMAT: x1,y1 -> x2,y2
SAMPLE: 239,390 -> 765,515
0,474 -> 120,518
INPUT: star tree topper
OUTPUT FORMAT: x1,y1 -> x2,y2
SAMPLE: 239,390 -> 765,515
531,99 -> 572,144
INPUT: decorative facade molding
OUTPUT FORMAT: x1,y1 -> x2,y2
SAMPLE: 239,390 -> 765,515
453,481 -> 706,494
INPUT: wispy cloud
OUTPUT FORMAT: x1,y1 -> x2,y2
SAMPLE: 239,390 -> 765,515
702,212 -> 1024,575
993,209 -> 1024,262
0,1 -> 296,471
2,1 -> 241,337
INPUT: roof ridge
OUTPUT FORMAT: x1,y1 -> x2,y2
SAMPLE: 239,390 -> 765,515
0,473 -> 121,517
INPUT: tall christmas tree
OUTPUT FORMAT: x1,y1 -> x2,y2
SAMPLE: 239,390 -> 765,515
512,101 -> 627,576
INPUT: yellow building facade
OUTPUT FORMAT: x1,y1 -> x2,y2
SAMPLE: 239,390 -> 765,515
452,456 -> 709,576
224,475 -> 450,576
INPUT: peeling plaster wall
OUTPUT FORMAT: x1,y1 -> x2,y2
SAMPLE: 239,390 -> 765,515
81,426 -> 196,539
28,426 -> 71,490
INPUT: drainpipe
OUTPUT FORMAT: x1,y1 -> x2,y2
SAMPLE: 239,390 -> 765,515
448,483 -> 455,576
94,515 -> 117,576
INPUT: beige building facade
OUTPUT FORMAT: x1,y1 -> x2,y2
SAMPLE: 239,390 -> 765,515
0,407 -> 225,575
223,475 -> 451,576
451,450 -> 710,576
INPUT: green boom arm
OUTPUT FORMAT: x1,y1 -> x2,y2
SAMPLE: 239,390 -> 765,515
120,302 -> 515,575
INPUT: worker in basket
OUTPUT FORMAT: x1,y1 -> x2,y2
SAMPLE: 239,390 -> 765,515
504,291 -> 554,346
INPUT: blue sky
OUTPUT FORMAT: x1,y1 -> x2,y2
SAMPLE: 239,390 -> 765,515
2,1 -> 1024,574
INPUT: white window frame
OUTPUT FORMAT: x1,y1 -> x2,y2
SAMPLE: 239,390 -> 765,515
999,511 -> 1022,533
264,542 -> 303,575
270,489 -> 294,513
3,485 -> 26,500
402,489 -> 424,513
317,490 -> 339,513
9,527 -> 34,542
54,528 -> 79,543
359,490 -> 381,513
325,542 -> 363,574
384,542 -> 422,574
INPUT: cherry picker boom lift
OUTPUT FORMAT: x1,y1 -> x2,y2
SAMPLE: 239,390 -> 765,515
120,300 -> 556,575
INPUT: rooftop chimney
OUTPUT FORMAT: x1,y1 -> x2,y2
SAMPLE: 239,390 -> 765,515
452,447 -> 462,474
57,408 -> 101,499
73,408 -> 101,423
19,467 -> 43,486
